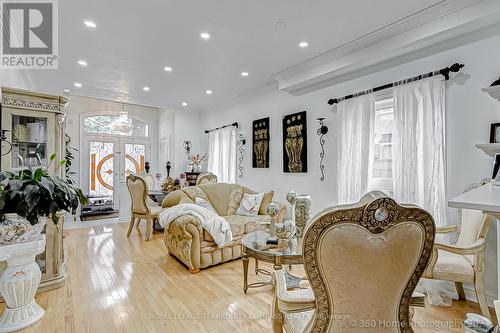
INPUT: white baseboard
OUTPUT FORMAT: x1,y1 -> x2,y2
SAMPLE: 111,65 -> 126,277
463,285 -> 497,307
119,215 -> 131,223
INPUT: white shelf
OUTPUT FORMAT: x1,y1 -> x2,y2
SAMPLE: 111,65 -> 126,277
475,143 -> 500,157
482,86 -> 500,102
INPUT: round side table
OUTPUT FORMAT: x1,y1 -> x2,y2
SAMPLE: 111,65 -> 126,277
241,230 -> 304,294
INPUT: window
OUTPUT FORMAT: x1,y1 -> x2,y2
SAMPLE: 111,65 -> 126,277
371,96 -> 394,195
84,114 -> 149,137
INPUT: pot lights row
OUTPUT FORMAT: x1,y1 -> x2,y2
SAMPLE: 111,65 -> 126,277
77,20 -> 308,107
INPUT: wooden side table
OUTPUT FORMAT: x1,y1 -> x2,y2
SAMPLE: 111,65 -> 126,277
184,172 -> 201,186
0,235 -> 46,332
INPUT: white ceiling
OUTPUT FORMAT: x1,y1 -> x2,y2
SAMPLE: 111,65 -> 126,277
28,0 -> 444,111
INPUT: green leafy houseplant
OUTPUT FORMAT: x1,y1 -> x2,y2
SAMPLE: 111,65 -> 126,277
0,154 -> 88,225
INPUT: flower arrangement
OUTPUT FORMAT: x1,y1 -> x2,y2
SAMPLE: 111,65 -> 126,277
189,153 -> 207,166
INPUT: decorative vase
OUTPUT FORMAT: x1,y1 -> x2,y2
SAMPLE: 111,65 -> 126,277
275,218 -> 296,240
0,214 -> 46,245
295,194 -> 311,238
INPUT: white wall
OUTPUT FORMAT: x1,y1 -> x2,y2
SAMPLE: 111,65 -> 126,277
0,70 -> 29,89
173,110 -> 203,176
66,96 -> 162,221
67,96 -> 162,186
201,34 -> 500,300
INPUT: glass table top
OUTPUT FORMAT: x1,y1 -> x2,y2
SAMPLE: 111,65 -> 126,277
241,230 -> 302,258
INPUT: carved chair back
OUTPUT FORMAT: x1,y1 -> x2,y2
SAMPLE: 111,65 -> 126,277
126,175 -> 149,215
196,172 -> 218,185
302,191 -> 435,332
454,179 -> 493,269
455,179 -> 492,245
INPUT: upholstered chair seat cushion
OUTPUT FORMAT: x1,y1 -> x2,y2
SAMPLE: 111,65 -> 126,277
433,250 -> 474,281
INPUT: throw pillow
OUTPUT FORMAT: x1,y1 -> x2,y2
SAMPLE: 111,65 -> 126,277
195,197 -> 217,214
258,191 -> 274,215
236,192 -> 265,217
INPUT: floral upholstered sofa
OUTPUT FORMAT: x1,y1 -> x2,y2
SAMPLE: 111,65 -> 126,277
161,183 -> 284,273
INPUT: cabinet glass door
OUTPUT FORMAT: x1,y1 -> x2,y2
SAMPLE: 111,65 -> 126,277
11,115 -> 48,169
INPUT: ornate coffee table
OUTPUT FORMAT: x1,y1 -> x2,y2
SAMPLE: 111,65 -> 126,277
241,230 -> 304,294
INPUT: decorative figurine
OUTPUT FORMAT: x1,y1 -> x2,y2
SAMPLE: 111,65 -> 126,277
145,161 -> 150,173
166,161 -> 171,177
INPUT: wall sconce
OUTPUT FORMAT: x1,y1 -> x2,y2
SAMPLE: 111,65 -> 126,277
183,140 -> 192,155
316,118 -> 328,181
237,134 -> 246,177
0,130 -> 12,156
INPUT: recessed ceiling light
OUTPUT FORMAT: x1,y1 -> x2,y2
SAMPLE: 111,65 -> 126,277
181,102 -> 188,107
77,59 -> 88,67
206,90 -> 212,95
73,82 -> 82,88
241,72 -> 249,77
63,89 -> 70,93
143,86 -> 150,92
164,66 -> 173,72
200,32 -> 210,40
299,41 -> 309,48
84,20 -> 97,28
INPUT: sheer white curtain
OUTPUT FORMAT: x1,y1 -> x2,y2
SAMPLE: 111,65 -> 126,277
392,77 -> 454,305
392,77 -> 447,226
336,94 -> 375,204
207,126 -> 237,184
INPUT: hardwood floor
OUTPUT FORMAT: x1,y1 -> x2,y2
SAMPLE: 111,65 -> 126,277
0,222 -> 492,332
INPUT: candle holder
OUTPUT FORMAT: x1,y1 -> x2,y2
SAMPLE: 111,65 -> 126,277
265,202 -> 279,244
286,191 -> 297,222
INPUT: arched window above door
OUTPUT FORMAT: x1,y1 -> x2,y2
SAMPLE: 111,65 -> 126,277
84,113 -> 149,137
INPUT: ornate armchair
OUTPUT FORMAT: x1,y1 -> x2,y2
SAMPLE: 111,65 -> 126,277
423,180 -> 493,319
196,172 -> 218,185
272,191 -> 435,332
126,175 -> 164,241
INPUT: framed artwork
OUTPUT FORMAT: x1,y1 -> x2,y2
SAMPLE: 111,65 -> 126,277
252,117 -> 270,168
282,111 -> 307,173
490,123 -> 500,143
492,153 -> 500,184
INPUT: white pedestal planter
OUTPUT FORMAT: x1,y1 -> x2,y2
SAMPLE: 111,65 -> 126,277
0,235 -> 46,332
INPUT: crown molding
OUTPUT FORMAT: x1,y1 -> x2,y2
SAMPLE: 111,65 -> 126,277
274,0 -> 500,96
199,80 -> 278,114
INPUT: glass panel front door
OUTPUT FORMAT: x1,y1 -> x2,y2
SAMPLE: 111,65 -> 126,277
124,143 -> 146,177
83,136 -> 150,219
89,141 -> 115,198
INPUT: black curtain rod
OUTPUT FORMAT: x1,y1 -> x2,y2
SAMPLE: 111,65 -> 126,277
204,122 -> 238,133
327,63 -> 464,105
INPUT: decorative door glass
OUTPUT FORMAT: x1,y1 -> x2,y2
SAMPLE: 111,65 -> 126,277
84,115 -> 149,137
124,143 -> 145,176
89,141 -> 114,197
11,115 -> 48,169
